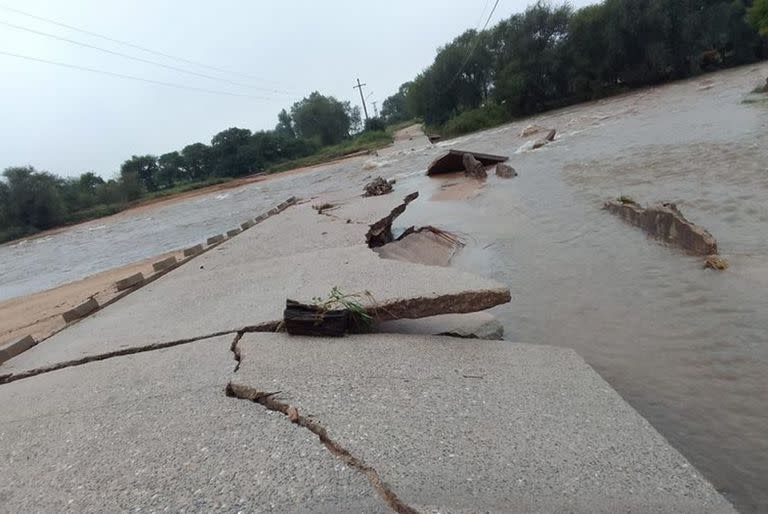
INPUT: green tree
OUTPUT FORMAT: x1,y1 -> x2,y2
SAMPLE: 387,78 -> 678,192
157,151 -> 186,188
120,155 -> 158,192
381,82 -> 413,124
181,143 -> 212,180
211,127 -> 252,176
290,92 -> 354,145
749,0 -> 768,36
1,166 -> 66,230
275,109 -> 295,138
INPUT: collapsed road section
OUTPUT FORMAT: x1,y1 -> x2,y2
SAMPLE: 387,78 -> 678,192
0,192 -> 510,382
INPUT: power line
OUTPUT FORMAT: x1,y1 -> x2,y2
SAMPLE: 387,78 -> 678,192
444,0 -> 502,90
0,2 -> 293,89
0,50 -> 274,99
0,19 -> 294,95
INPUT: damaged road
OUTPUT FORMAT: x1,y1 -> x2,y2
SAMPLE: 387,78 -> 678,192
228,332 -> 734,513
0,335 -> 391,513
0,192 -> 509,383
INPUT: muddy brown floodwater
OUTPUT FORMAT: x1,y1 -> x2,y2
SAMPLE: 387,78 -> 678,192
1,63 -> 767,512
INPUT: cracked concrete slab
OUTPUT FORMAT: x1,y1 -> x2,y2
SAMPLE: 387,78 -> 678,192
1,194 -> 509,381
230,333 -> 735,513
0,335 -> 386,513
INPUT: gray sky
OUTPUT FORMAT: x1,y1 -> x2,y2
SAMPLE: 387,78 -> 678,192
0,0 -> 593,178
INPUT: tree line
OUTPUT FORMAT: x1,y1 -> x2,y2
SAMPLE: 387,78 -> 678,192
0,92 -> 371,243
381,0 -> 768,132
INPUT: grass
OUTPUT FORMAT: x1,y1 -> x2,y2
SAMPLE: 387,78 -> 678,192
430,103 -> 510,138
268,131 -> 394,173
385,118 -> 423,134
312,286 -> 373,329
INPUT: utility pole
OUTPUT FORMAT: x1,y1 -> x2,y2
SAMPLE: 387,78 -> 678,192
353,78 -> 369,121
372,101 -> 379,118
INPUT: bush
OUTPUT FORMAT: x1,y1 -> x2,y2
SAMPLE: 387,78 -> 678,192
438,104 -> 509,137
364,117 -> 386,132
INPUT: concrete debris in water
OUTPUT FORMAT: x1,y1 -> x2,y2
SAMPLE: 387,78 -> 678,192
496,163 -> 517,178
462,153 -> 487,178
427,149 -> 508,175
363,177 -> 394,197
374,226 -> 462,267
704,255 -> 729,271
520,124 -> 544,137
603,199 -> 718,256
532,130 -> 556,150
366,192 -> 419,247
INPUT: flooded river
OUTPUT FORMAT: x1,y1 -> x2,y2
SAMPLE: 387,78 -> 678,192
2,63 -> 767,511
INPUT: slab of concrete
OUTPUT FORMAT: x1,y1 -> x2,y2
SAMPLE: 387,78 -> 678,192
0,336 -> 384,512
379,312 -> 504,340
61,297 -> 98,323
374,230 -> 458,267
114,271 -> 144,291
0,335 -> 36,364
183,243 -> 204,257
240,220 -> 255,230
206,234 -> 225,245
226,228 -> 242,237
152,255 -> 178,272
230,333 -> 735,513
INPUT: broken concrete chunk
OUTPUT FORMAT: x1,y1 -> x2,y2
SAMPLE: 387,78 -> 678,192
374,227 -> 460,267
152,256 -> 178,272
366,192 -> 419,247
226,228 -> 242,238
496,163 -> 517,178
520,124 -> 544,137
183,244 -> 204,257
206,234 -> 225,245
0,335 -> 36,364
427,149 -> 508,175
463,153 -> 487,178
363,177 -> 393,197
115,272 -> 144,291
62,297 -> 98,323
603,200 -> 718,255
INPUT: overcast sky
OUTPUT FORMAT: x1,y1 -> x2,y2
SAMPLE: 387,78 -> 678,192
0,0 -> 593,178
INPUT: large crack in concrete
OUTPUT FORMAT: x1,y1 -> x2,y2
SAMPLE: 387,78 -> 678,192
366,192 -> 419,248
0,330 -> 246,385
225,381 -> 420,514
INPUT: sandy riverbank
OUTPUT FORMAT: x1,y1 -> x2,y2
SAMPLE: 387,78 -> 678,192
0,250 -> 177,345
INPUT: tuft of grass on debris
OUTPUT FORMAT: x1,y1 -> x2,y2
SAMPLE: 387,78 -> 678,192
312,286 -> 373,329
